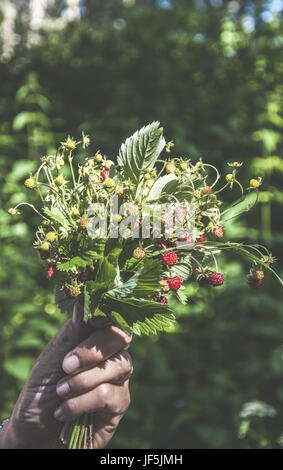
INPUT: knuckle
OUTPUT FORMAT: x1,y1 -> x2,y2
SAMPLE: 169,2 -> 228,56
110,326 -> 132,348
76,373 -> 90,391
119,351 -> 133,376
64,398 -> 78,417
98,383 -> 111,402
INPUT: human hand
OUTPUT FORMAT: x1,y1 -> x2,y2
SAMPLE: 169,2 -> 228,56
0,303 -> 132,449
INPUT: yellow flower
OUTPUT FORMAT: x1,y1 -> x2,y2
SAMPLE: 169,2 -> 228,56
105,177 -> 115,188
24,177 -> 36,189
46,232 -> 57,242
180,162 -> 188,171
249,178 -> 260,188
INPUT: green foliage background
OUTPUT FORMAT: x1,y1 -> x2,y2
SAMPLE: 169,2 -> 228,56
1,0 -> 283,449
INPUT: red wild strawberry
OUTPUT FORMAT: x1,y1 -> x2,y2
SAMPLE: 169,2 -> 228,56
162,251 -> 178,266
196,234 -> 206,243
247,276 -> 262,288
207,272 -> 224,287
46,265 -> 56,280
100,169 -> 109,180
155,295 -> 168,304
167,276 -> 183,291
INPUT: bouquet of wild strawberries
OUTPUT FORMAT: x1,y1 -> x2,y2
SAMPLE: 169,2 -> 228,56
8,122 -> 282,448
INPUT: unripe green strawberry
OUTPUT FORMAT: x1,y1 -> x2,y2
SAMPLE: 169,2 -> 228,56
68,285 -> 82,297
46,232 -> 57,242
24,177 -> 36,189
40,242 -> 50,251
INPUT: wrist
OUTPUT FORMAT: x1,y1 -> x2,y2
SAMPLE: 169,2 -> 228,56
0,417 -> 28,449
0,419 -> 14,449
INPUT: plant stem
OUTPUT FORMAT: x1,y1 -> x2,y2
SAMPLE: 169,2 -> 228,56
68,151 -> 77,188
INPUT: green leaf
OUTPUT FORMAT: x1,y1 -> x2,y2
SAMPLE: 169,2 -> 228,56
103,295 -> 175,335
84,281 -> 108,321
173,286 -> 188,305
109,259 -> 163,299
132,259 -> 163,298
44,206 -> 70,228
117,121 -> 165,185
57,250 -> 102,272
96,258 -> 118,288
221,192 -> 258,223
54,285 -> 77,315
171,257 -> 193,281
146,174 -> 178,202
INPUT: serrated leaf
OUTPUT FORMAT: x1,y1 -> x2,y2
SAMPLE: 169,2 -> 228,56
54,285 -> 77,315
173,286 -> 188,304
96,257 -> 118,288
171,257 -> 193,281
84,281 -> 108,320
57,250 -> 102,272
117,121 -> 165,185
109,259 -> 163,299
132,259 -> 163,297
44,206 -> 70,227
103,295 -> 175,335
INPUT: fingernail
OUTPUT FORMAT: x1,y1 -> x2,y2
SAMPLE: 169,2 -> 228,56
54,406 -> 64,421
56,381 -> 70,397
63,354 -> 80,374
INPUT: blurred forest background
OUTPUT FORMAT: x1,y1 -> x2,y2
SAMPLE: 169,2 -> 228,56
1,0 -> 283,449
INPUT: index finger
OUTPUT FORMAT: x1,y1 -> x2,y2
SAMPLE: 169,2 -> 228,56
62,325 -> 132,375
